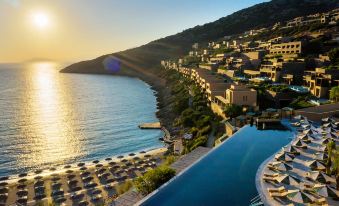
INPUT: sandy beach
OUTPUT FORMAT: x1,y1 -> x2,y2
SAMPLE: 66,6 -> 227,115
0,147 -> 167,206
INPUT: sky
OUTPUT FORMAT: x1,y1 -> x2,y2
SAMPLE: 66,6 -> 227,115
0,0 -> 268,63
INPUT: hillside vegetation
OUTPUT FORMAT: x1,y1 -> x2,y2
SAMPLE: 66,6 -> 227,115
61,0 -> 338,75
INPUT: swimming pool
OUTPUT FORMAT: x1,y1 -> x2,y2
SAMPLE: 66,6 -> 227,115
139,125 -> 294,206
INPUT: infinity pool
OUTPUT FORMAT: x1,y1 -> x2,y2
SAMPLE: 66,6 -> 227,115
139,125 -> 293,206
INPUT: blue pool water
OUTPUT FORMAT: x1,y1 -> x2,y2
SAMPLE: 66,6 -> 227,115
140,125 -> 293,206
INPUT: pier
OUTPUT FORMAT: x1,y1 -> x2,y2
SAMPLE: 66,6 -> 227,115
138,122 -> 161,129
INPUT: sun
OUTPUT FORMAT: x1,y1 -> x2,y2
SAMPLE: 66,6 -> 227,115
31,12 -> 50,29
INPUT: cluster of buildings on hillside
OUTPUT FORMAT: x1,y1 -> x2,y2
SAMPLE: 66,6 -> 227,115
161,8 -> 339,118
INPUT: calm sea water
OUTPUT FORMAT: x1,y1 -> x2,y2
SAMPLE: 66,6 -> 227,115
0,62 -> 164,177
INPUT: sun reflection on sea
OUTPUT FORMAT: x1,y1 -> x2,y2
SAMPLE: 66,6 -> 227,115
16,62 -> 84,170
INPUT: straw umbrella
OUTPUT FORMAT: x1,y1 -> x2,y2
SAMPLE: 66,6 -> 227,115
307,160 -> 326,171
287,190 -> 314,204
105,158 -> 112,161
313,184 -> 339,198
276,174 -> 301,186
273,162 -> 293,171
129,153 -> 136,157
117,155 -> 124,159
77,163 -> 85,167
275,152 -> 294,162
307,171 -> 333,184
92,160 -> 100,164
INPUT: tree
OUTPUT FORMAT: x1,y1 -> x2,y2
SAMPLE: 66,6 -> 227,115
330,86 -> 339,102
328,48 -> 339,65
332,152 -> 339,190
134,166 -> 176,195
326,141 -> 336,175
223,104 -> 243,119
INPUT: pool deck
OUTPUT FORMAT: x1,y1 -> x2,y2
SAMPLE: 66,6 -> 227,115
170,146 -> 211,173
0,148 -> 167,206
256,119 -> 339,206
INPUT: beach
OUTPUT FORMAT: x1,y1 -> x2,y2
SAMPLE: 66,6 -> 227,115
0,147 -> 167,206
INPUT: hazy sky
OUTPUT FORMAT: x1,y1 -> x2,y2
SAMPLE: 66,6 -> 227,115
0,0 -> 267,63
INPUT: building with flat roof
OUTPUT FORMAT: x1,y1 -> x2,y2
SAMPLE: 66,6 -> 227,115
303,68 -> 339,98
269,41 -> 302,55
260,59 -> 305,84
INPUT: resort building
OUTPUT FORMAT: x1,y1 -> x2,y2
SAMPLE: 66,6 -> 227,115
269,41 -> 302,55
225,84 -> 257,107
303,68 -> 339,98
260,59 -> 305,84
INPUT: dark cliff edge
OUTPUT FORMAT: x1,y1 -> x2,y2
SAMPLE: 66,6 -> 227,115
60,0 -> 338,129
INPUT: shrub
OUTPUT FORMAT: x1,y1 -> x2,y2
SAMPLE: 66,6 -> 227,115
116,180 -> 133,195
134,166 -> 176,195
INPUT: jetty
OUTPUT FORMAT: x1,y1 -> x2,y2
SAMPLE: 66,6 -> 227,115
138,122 -> 161,129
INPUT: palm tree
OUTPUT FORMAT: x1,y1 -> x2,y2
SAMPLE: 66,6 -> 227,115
332,151 -> 339,190
326,141 -> 336,175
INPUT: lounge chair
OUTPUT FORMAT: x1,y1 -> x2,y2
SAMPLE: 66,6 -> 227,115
268,186 -> 286,193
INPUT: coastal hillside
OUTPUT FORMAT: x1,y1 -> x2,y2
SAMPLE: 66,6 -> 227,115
60,0 -> 338,75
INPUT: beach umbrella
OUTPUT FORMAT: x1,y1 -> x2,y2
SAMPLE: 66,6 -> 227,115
307,171 -> 332,184
18,173 -> 27,177
287,190 -> 314,204
276,174 -> 301,186
117,155 -> 124,159
140,151 -> 146,154
0,182 -> 8,187
121,159 -> 128,163
66,169 -> 74,174
92,160 -> 100,164
17,184 -> 26,189
18,178 -> 27,183
105,158 -> 112,161
17,190 -> 28,196
34,175 -> 43,180
80,166 -> 87,171
77,163 -> 85,167
17,197 -> 28,204
292,139 -> 308,148
313,153 -> 328,162
51,176 -> 60,182
272,162 -> 293,171
129,153 -> 136,156
313,184 -> 339,198
320,137 -> 331,145
322,117 -> 329,123
0,187 -> 8,194
80,171 -> 90,177
307,160 -> 326,171
34,180 -> 44,187
49,167 -> 56,171
34,169 -> 43,174
109,161 -> 116,166
275,152 -> 294,162
144,154 -> 152,158
64,165 -> 71,169
0,176 -> 9,181
133,156 -> 140,160
67,174 -> 76,179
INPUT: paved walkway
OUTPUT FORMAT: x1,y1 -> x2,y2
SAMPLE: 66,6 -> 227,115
111,190 -> 143,206
171,146 -> 211,173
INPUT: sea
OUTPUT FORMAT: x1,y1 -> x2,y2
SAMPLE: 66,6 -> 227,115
0,62 -> 164,177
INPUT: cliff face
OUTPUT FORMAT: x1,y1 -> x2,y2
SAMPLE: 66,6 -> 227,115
60,0 -> 338,76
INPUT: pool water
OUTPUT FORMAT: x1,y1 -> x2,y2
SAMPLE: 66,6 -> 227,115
140,125 -> 293,206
